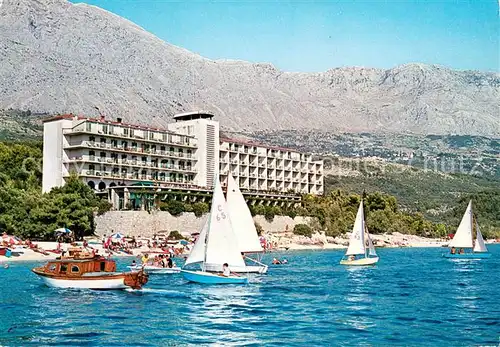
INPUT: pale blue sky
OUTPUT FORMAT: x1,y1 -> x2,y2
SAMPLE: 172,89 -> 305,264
74,0 -> 500,72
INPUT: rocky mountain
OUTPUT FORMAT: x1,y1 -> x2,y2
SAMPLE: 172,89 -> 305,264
0,0 -> 499,135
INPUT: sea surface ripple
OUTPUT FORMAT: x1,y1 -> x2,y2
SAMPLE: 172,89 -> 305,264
0,246 -> 499,346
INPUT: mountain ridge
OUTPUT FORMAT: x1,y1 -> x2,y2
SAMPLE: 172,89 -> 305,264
0,0 -> 499,135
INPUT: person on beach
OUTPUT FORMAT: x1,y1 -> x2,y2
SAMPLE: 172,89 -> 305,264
141,253 -> 149,264
450,247 -> 456,254
131,260 -> 137,267
167,255 -> 173,268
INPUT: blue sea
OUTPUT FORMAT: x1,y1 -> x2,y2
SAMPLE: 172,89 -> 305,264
1,246 -> 499,346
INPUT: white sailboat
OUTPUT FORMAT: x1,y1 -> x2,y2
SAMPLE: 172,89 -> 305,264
208,174 -> 267,273
444,200 -> 491,259
181,176 -> 248,284
340,200 -> 379,266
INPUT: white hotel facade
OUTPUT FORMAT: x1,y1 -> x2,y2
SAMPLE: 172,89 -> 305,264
42,112 -> 324,197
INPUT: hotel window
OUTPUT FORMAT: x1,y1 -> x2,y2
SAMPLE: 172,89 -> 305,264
162,133 -> 168,142
111,139 -> 118,148
141,170 -> 147,179
160,146 -> 165,153
141,157 -> 147,165
132,156 -> 137,164
121,141 -> 128,149
123,128 -> 129,136
133,170 -> 139,179
89,151 -> 95,161
99,152 -> 106,161
86,122 -> 92,132
100,137 -> 106,144
121,154 -> 127,162
130,129 -> 134,138
169,147 -> 174,156
149,131 -> 154,140
89,136 -> 95,144
187,149 -> 192,158
101,124 -> 108,134
151,145 -> 156,153
152,171 -> 158,180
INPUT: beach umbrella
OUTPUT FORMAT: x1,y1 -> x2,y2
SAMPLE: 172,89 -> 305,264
110,233 -> 125,241
54,228 -> 72,236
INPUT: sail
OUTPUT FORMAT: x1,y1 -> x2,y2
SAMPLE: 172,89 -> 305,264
205,178 -> 246,268
345,201 -> 366,256
367,233 -> 377,257
473,221 -> 488,253
183,217 -> 209,267
226,175 -> 263,253
448,200 -> 474,248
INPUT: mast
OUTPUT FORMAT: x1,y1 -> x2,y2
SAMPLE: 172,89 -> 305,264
202,176 -> 218,272
470,200 -> 474,248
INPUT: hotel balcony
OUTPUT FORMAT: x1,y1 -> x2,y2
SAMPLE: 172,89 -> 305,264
63,128 -> 196,148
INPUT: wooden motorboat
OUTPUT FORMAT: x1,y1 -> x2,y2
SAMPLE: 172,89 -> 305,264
32,251 -> 148,290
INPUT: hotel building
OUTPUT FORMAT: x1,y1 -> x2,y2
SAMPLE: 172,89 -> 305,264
42,112 -> 324,203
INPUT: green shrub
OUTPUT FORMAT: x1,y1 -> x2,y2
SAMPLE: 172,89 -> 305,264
162,200 -> 185,216
168,230 -> 184,240
293,224 -> 313,238
264,206 -> 275,222
254,222 -> 263,236
192,202 -> 209,217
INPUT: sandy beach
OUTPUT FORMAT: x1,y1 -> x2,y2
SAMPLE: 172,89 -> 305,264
2,232 -> 488,263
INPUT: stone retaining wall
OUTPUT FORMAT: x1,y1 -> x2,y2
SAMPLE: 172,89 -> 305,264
94,211 -> 313,237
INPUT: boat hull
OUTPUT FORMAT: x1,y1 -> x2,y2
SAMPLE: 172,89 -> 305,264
37,275 -> 130,289
32,268 -> 147,290
204,263 -> 268,274
340,257 -> 379,266
127,265 -> 181,274
181,270 -> 248,284
443,252 -> 491,259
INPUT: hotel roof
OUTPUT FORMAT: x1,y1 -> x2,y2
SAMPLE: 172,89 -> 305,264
220,136 -> 304,154
173,111 -> 214,121
43,113 -> 192,137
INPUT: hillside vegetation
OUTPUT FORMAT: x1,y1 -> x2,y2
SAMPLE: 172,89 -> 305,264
325,159 -> 500,237
0,141 -> 111,240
